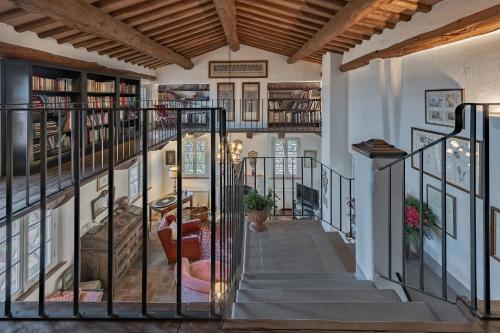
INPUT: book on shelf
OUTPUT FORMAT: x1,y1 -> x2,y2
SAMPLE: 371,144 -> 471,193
268,99 -> 320,112
86,112 -> 109,127
87,79 -> 115,93
87,96 -> 114,108
119,82 -> 136,94
119,96 -> 136,107
88,127 -> 108,144
33,95 -> 72,109
32,76 -> 74,92
33,134 -> 71,156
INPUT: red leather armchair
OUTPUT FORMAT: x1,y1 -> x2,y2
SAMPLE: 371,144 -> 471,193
157,217 -> 202,264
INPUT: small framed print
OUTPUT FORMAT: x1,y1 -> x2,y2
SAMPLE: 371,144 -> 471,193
426,184 -> 457,239
217,82 -> 235,121
165,150 -> 176,165
304,150 -> 317,168
242,82 -> 260,122
425,89 -> 464,128
491,207 -> 500,262
97,174 -> 108,191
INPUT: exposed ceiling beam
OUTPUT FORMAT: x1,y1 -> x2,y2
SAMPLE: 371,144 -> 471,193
287,0 -> 390,64
212,0 -> 240,51
0,41 -> 156,80
9,0 -> 194,69
340,3 -> 500,72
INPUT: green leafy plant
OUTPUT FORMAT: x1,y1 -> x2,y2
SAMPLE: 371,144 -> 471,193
243,189 -> 277,212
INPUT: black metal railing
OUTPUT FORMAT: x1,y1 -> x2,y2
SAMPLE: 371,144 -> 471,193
377,103 -> 497,319
158,99 -> 322,133
0,102 -> 247,320
241,156 -> 354,238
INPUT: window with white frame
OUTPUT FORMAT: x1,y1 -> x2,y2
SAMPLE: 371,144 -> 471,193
0,209 -> 55,301
272,137 -> 300,176
129,159 -> 143,201
183,138 -> 208,177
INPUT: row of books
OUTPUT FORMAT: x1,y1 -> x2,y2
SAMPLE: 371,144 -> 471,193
269,111 -> 320,124
87,112 -> 108,127
119,96 -> 136,107
87,96 -> 114,108
268,82 -> 321,90
87,79 -> 115,93
33,135 -> 71,154
268,99 -> 321,111
33,95 -> 73,109
120,82 -> 137,94
33,76 -> 74,92
33,121 -> 58,138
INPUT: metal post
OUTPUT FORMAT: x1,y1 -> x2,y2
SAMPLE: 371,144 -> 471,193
4,110 -> 13,317
441,140 -> 447,299
72,108 -> 81,317
419,150 -> 424,291
141,107 -> 148,316
107,108 -> 115,317
320,164 -> 323,221
469,105 -> 477,310
176,111 -> 183,316
482,104 -> 491,316
210,108 -> 217,316
401,162 -> 406,283
38,108 -> 47,317
339,175 -> 343,232
388,165 -> 392,279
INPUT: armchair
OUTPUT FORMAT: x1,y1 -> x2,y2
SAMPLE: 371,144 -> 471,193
157,217 -> 202,264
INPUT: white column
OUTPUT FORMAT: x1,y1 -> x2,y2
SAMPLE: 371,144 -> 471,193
352,139 -> 406,281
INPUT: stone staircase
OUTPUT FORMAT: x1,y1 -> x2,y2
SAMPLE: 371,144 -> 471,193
230,219 -> 473,326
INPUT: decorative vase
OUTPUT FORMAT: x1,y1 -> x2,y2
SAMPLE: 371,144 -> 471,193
248,209 -> 270,232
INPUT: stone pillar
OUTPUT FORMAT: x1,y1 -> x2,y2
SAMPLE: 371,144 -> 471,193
352,139 -> 406,281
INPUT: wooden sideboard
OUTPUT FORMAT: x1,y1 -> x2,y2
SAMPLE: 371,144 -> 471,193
81,205 -> 143,292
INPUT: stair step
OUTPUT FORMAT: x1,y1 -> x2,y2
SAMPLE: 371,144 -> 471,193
236,288 -> 401,303
242,272 -> 355,281
239,278 -> 374,290
232,301 -> 438,321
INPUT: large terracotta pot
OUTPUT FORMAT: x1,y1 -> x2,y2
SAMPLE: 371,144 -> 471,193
248,209 -> 270,232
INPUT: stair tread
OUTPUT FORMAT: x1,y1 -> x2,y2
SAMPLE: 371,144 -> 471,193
236,288 -> 401,303
242,272 -> 355,280
232,301 -> 438,321
239,278 -> 374,290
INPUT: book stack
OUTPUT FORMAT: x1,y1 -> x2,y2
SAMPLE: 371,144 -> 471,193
86,112 -> 109,127
87,96 -> 114,108
33,76 -> 73,91
119,82 -> 136,94
33,95 -> 72,109
119,96 -> 136,107
87,79 -> 115,93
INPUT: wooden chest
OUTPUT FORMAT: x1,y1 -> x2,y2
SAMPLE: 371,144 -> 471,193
81,205 -> 143,292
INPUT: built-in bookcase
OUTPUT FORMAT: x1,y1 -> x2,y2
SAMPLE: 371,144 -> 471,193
267,82 -> 321,127
0,59 -> 140,175
158,84 -> 210,127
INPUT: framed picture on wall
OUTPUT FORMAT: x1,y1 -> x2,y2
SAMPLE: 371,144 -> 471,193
491,206 -> 500,262
165,150 -> 176,165
425,89 -> 464,128
426,184 -> 457,239
217,82 -> 235,121
209,60 -> 268,78
97,174 -> 108,191
242,82 -> 260,121
304,150 -> 317,168
411,127 -> 482,196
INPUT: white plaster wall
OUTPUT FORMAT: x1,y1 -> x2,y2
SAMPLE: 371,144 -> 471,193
0,22 -> 155,81
344,9 -> 500,299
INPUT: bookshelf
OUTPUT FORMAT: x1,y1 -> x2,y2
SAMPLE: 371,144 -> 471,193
0,59 -> 141,175
267,82 -> 321,127
158,84 -> 210,127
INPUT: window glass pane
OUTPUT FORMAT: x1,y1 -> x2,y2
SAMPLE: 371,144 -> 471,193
195,140 -> 207,175
28,210 -> 40,227
184,141 -> 194,175
28,249 -> 40,280
273,139 -> 285,175
45,242 -> 52,267
28,224 -> 40,253
287,139 -> 299,175
0,235 -> 21,273
0,263 -> 21,301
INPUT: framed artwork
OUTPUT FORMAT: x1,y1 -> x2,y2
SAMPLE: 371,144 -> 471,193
242,82 -> 260,121
97,174 -> 108,191
411,127 -> 482,196
91,190 -> 109,222
209,60 -> 268,78
304,150 -> 317,168
425,89 -> 464,128
492,207 -> 500,262
217,82 -> 235,121
165,150 -> 176,165
426,184 -> 457,239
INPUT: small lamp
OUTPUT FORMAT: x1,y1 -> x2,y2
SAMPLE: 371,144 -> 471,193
169,166 -> 178,192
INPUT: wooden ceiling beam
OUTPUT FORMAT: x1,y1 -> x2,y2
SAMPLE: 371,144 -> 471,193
340,3 -> 500,72
10,0 -> 194,69
288,0 -> 390,63
258,0 -> 337,19
37,25 -> 71,39
106,48 -> 136,58
14,17 -> 55,33
389,0 -> 431,13
0,7 -> 26,20
73,37 -> 103,49
372,9 -> 411,22
213,0 -> 239,51
87,41 -> 120,53
56,32 -> 89,44
97,44 -> 127,56
0,41 -> 156,80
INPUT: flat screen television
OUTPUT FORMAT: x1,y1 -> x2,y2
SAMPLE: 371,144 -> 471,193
296,183 -> 319,210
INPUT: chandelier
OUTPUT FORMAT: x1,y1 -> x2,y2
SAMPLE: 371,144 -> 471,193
217,140 -> 243,164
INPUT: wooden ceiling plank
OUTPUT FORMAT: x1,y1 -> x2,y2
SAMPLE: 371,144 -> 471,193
170,32 -> 226,50
239,27 -> 303,48
238,22 -> 308,44
389,0 -> 431,13
237,11 -> 317,36
98,44 -> 127,56
240,39 -> 292,57
157,24 -> 222,45
0,41 -> 156,80
120,52 -> 146,62
146,13 -> 219,39
105,47 -> 136,58
153,17 -> 220,43
213,0 -> 239,51
10,0 -> 193,69
73,37 -> 103,49
107,0 -> 180,21
288,0 -> 391,63
14,17 -> 55,33
176,36 -> 227,54
240,33 -> 298,54
372,8 -> 412,22
185,41 -> 227,58
37,25 -> 72,39
87,41 -> 121,53
340,3 -> 500,72
257,0 -> 337,19
0,7 -> 26,21
57,33 -> 94,45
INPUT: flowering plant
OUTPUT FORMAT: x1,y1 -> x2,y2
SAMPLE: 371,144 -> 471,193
404,196 -> 436,256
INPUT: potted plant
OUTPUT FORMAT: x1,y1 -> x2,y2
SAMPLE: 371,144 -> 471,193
404,196 -> 437,257
244,189 -> 276,232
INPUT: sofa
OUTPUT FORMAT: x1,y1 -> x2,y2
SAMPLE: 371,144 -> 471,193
157,216 -> 202,264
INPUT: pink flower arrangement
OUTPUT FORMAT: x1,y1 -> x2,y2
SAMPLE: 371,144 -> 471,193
405,206 -> 420,229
